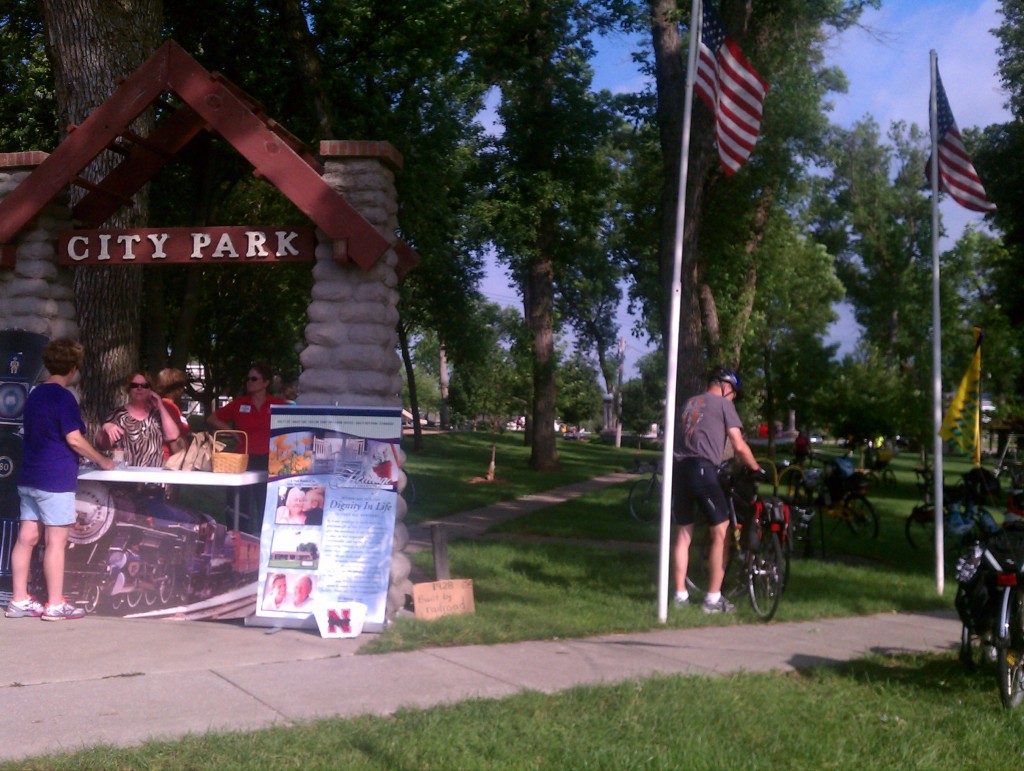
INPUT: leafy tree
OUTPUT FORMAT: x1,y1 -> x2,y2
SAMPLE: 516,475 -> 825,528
620,350 -> 665,446
446,300 -> 530,481
812,346 -> 907,450
941,227 -> 1023,405
633,0 -> 875,409
473,0 -> 620,471
556,351 -> 604,430
809,119 -> 933,370
737,214 -> 843,456
0,4 -> 56,150
972,1 -> 1024,399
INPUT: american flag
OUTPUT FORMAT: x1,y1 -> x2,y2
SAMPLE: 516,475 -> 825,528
693,2 -> 769,176
928,67 -> 995,212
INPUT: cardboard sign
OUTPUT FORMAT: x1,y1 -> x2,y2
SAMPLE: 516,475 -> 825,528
413,579 -> 475,621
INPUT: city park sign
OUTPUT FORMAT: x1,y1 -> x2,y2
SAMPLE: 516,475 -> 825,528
58,226 -> 316,266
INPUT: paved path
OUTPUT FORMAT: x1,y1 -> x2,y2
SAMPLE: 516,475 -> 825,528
0,472 -> 964,763
0,608 -> 960,763
406,471 -> 637,551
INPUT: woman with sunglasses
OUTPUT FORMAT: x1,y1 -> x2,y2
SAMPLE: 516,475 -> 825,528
208,364 -> 288,531
207,363 -> 288,472
96,372 -> 181,468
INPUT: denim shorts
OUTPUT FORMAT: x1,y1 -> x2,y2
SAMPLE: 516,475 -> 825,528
18,486 -> 77,527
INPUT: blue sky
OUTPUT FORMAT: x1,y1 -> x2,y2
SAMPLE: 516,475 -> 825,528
479,0 -> 1009,374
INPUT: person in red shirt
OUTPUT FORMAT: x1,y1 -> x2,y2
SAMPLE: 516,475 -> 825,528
208,363 -> 288,472
207,363 -> 288,532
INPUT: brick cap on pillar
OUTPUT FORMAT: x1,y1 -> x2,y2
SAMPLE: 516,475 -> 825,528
0,151 -> 50,169
319,140 -> 403,172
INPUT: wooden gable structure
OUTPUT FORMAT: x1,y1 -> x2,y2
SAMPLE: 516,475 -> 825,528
0,40 -> 417,275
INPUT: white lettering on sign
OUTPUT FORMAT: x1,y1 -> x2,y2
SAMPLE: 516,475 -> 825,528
246,231 -> 269,257
58,227 -> 315,265
212,232 -> 239,258
68,236 -> 89,261
276,231 -> 299,256
190,233 -> 212,258
147,233 -> 170,259
97,233 -> 112,261
117,234 -> 142,260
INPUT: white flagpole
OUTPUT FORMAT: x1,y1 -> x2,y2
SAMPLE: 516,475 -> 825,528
658,0 -> 702,623
929,49 -> 945,595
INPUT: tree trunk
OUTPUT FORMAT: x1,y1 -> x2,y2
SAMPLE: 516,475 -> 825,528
438,339 -> 450,430
398,321 -> 423,451
647,0 -> 719,420
41,0 -> 162,429
527,236 -> 559,471
274,0 -> 334,137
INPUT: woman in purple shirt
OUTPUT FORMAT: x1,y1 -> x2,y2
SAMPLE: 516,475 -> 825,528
8,339 -> 115,621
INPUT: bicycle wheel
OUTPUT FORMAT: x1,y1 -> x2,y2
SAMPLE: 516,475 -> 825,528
998,588 -> 1024,709
844,495 -> 879,539
904,506 -> 934,550
628,474 -> 662,524
684,524 -> 741,599
747,529 -> 784,621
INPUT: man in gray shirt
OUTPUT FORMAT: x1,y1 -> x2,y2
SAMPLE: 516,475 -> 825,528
673,367 -> 763,613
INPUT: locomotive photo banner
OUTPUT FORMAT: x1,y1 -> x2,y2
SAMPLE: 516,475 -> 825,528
252,405 -> 402,633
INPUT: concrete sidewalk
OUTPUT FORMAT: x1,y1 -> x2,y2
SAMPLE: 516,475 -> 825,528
0,609 -> 960,763
0,471 -> 964,763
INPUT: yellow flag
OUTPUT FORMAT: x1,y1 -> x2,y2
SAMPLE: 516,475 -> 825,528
939,329 -> 983,466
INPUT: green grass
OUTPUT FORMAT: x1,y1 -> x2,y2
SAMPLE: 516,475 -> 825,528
14,436 -> 1013,767
12,650 -> 1024,770
366,441 -> 987,653
401,431 -> 654,523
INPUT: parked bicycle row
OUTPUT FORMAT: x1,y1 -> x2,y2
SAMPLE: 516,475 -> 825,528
627,449 -> 1024,710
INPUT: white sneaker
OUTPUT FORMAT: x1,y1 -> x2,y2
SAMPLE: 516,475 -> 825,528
41,601 -> 86,622
5,598 -> 44,618
702,596 -> 735,614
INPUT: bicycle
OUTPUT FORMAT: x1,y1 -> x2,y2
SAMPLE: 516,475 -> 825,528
955,523 -> 1024,709
684,462 -> 789,621
628,460 -> 662,524
909,479 -> 995,548
790,457 -> 879,540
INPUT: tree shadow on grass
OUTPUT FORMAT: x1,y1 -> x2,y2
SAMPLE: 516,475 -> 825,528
794,650 -> 995,700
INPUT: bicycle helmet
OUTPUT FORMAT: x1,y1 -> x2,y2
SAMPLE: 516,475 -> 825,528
709,366 -> 742,399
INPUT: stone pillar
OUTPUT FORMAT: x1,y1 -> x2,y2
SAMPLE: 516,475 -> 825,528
0,152 -> 78,340
306,140 -> 413,618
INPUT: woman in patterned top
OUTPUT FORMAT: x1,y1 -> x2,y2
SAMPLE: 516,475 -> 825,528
96,372 -> 181,467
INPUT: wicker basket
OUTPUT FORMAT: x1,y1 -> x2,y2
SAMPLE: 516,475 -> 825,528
212,430 -> 249,473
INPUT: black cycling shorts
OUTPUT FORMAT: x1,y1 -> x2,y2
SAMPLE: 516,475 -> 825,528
674,457 -> 729,527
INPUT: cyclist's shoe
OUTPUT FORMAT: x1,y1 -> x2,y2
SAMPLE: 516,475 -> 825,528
41,601 -> 86,622
702,596 -> 735,614
5,598 -> 44,618
673,594 -> 696,608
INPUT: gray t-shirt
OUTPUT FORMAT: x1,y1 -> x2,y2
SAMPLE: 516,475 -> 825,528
677,391 -> 742,463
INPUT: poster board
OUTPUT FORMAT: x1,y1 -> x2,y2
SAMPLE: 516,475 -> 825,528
249,405 -> 402,633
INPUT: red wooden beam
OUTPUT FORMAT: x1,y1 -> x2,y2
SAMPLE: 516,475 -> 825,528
0,42 -> 174,245
163,44 -> 389,269
73,104 -> 207,228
